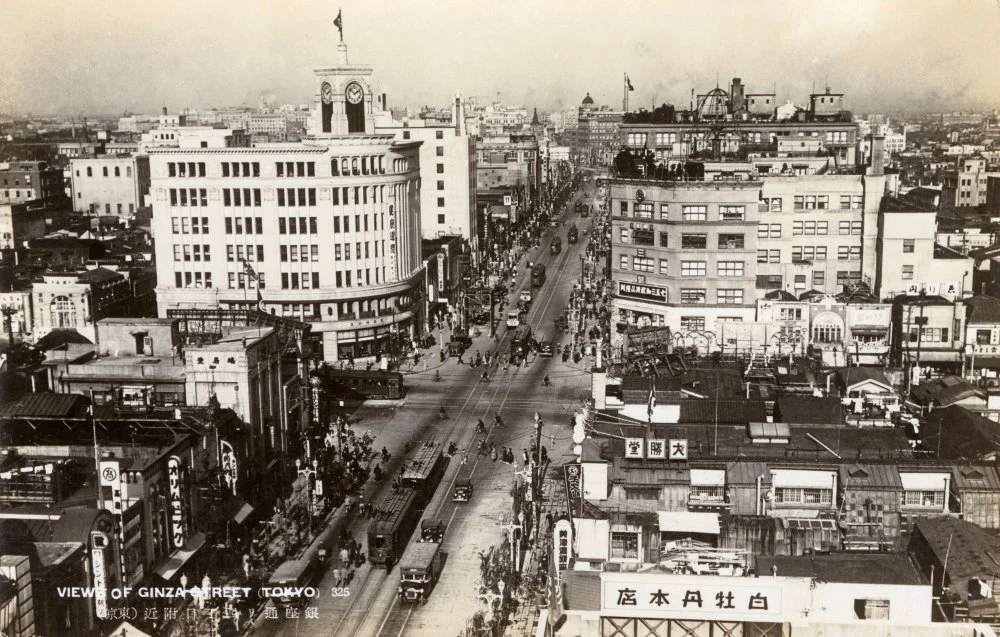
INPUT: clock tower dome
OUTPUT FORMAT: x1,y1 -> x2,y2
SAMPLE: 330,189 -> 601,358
307,21 -> 382,137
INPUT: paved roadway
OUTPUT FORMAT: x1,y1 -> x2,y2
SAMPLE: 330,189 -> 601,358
251,175 -> 598,637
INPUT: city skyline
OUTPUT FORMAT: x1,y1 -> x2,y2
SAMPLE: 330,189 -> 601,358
3,0 -> 1000,118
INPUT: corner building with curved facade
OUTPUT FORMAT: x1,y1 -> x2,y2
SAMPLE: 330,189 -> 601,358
151,41 -> 425,362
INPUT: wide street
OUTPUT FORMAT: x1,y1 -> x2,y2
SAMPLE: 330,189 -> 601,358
252,177 -> 600,637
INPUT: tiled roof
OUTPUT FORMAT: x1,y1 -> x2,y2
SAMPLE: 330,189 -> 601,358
0,392 -> 89,419
775,396 -> 845,425
922,406 -> 1000,461
834,367 -> 892,391
951,464 -> 1000,491
756,553 -> 922,585
679,399 -> 767,424
839,463 -> 902,490
726,461 -> 772,485
965,295 -> 1000,325
912,516 -> 1000,598
33,328 -> 93,351
910,376 -> 985,407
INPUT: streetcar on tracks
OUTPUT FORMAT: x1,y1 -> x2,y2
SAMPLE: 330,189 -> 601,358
550,236 -> 562,255
400,441 -> 448,508
266,556 -> 320,607
530,263 -> 546,287
322,368 -> 404,400
367,488 -> 421,568
567,224 -> 578,244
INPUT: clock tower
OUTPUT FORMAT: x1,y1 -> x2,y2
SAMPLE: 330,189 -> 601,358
308,25 -> 381,137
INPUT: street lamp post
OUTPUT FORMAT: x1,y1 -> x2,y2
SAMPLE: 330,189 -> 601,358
499,521 -> 522,573
295,458 -> 319,533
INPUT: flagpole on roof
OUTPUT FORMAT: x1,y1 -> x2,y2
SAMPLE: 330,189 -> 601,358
89,393 -> 104,511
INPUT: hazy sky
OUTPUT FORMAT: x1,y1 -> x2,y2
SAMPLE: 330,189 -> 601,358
4,0 -> 1000,117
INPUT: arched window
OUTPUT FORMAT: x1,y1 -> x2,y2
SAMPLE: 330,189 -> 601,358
812,313 -> 844,344
51,296 -> 76,328
351,158 -> 359,176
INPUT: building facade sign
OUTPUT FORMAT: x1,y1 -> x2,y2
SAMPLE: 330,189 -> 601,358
647,439 -> 666,459
564,464 -> 582,511
625,438 -> 645,459
91,532 -> 109,619
906,282 -> 960,297
167,456 -> 185,548
602,578 -> 783,618
220,440 -> 237,496
618,281 -> 668,304
970,343 -> 1000,355
555,519 -> 573,575
669,439 -> 689,460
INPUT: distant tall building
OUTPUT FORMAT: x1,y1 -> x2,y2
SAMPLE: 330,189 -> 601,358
375,94 -> 478,249
0,161 -> 64,206
69,155 -> 150,221
149,26 -> 425,363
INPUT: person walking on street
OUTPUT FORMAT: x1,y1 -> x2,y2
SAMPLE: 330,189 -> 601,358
340,546 -> 350,568
491,447 -> 499,462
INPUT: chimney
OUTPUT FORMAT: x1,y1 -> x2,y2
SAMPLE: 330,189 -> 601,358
772,565 -> 778,577
730,78 -> 744,112
382,93 -> 387,110
869,135 -> 885,177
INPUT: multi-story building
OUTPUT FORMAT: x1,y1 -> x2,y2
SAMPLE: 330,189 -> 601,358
0,202 -> 48,249
0,161 -> 64,205
620,78 -> 859,168
891,294 -> 967,374
247,113 -> 288,141
30,267 -> 132,343
963,295 -> 1000,379
150,35 -> 425,363
608,179 -> 761,348
875,196 -> 974,300
375,94 -> 478,247
942,156 -> 1000,208
577,96 -> 623,166
755,170 -> 882,298
476,134 -> 540,212
69,155 -> 150,221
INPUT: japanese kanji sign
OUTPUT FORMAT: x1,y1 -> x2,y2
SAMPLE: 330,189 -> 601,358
603,579 -> 782,617
625,438 -> 645,459
647,439 -> 666,459
669,439 -> 688,460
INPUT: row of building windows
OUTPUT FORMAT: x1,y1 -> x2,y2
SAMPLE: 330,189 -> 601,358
79,165 -> 134,178
674,288 -> 745,305
169,188 -> 209,207
171,217 -> 209,234
227,245 -> 264,262
167,162 -> 207,178
225,217 -> 264,234
175,272 -> 213,288
173,245 -> 211,262
279,245 -> 319,262
755,271 -> 861,290
167,159 -> 399,179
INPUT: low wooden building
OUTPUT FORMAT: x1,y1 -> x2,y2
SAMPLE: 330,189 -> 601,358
726,461 -> 771,516
951,464 -> 1000,530
607,458 -> 689,512
838,463 -> 902,551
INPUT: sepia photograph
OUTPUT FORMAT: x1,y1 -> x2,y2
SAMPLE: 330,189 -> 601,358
2,1 -> 1000,636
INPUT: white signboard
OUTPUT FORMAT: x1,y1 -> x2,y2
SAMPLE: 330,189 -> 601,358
624,438 -> 645,459
555,519 -> 573,575
167,456 -> 186,548
647,439 -> 666,460
220,440 -> 237,496
91,534 -> 109,619
603,578 -> 783,617
669,439 -> 689,461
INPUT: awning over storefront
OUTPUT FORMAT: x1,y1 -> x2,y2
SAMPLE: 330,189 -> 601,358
899,472 -> 949,491
905,351 -> 961,363
690,469 -> 725,487
971,356 -> 1000,369
771,469 -> 836,489
657,511 -> 720,535
154,531 -> 207,581
851,327 -> 888,336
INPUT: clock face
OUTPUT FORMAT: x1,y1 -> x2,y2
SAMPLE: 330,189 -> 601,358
346,82 -> 364,105
321,83 -> 333,104
635,189 -> 645,202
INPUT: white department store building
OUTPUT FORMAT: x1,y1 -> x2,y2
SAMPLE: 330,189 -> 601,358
150,33 -> 425,363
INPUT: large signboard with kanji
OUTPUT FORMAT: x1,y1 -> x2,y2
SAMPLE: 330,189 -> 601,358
601,573 -> 801,621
